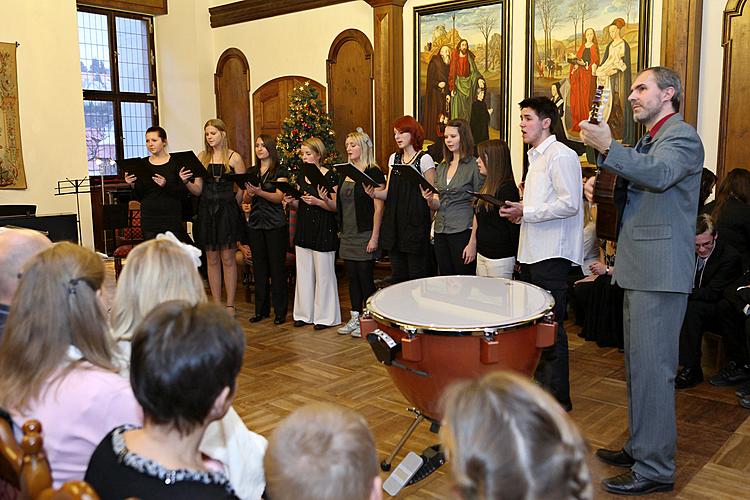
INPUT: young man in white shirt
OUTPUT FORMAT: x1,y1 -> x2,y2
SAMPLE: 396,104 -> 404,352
500,96 -> 584,411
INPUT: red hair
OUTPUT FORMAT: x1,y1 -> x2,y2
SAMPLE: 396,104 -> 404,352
393,115 -> 425,150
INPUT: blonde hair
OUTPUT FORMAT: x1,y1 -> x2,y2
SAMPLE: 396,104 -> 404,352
200,118 -> 231,172
301,137 -> 326,165
440,372 -> 592,500
0,242 -> 114,412
264,403 -> 378,500
345,129 -> 377,170
111,239 -> 207,341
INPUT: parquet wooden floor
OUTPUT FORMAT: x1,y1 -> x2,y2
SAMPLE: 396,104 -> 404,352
105,262 -> 750,498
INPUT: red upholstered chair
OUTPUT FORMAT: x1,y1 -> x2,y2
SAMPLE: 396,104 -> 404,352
113,201 -> 143,279
0,418 -> 99,499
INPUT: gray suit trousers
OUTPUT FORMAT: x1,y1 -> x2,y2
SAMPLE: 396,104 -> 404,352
622,289 -> 687,483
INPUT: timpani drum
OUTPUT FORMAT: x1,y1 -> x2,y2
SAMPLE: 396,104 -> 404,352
365,276 -> 556,420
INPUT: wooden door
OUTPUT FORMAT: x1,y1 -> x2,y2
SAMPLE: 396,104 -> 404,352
252,77 -> 327,140
215,48 -> 251,166
718,0 -> 750,178
327,29 -> 374,159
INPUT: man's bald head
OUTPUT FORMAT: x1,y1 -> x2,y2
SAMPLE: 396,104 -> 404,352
0,228 -> 52,304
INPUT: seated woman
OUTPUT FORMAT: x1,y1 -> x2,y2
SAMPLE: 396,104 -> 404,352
110,237 -> 266,499
86,301 -> 243,499
0,242 -> 142,487
441,371 -> 592,500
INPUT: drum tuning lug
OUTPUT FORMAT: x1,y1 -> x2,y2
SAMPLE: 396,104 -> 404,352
542,312 -> 556,324
404,327 -> 418,339
483,328 -> 497,339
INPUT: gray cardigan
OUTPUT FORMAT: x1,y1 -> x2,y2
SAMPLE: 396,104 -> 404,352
434,156 -> 483,234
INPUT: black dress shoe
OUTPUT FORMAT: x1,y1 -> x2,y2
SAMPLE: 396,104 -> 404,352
273,316 -> 286,325
293,320 -> 309,328
735,383 -> 750,398
740,396 -> 750,409
708,361 -> 750,386
249,314 -> 268,323
313,323 -> 330,330
675,366 -> 703,389
596,448 -> 635,468
602,471 -> 673,496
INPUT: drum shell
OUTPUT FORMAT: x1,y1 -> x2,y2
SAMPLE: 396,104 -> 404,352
375,321 -> 544,420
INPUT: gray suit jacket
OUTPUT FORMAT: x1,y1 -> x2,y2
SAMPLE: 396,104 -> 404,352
599,113 -> 704,293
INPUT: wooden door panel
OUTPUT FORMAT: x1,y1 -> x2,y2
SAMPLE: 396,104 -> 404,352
252,77 -> 327,141
215,48 -> 251,166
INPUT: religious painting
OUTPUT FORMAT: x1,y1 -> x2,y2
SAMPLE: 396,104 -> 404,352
415,0 -> 510,151
0,42 -> 27,189
526,0 -> 651,151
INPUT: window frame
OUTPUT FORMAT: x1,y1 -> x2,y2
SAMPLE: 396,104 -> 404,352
78,5 -> 159,175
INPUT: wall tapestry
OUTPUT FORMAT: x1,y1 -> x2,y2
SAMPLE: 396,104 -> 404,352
0,41 -> 26,189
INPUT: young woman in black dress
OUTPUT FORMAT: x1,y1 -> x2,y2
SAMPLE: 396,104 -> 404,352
369,116 -> 436,283
124,126 -> 202,242
245,135 -> 289,325
195,119 -> 246,316
284,137 -> 340,330
472,139 -> 519,278
336,129 -> 386,338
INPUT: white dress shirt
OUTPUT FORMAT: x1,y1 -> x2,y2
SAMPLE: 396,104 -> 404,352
518,135 -> 584,265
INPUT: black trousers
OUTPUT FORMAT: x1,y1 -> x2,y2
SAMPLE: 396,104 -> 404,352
520,258 -> 572,409
434,230 -> 476,276
678,299 -> 719,368
390,248 -> 430,284
247,226 -> 288,318
345,260 -> 375,313
718,298 -> 750,365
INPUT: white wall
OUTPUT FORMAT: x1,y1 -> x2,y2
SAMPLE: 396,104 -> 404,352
697,3 -> 724,173
0,0 -> 93,247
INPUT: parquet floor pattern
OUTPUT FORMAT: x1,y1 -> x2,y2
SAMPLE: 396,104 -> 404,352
106,262 -> 750,498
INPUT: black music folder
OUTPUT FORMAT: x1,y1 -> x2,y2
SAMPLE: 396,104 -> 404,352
116,157 -> 151,180
332,163 -> 381,188
467,191 -> 505,208
392,164 -> 436,192
301,162 -> 334,198
224,172 -> 261,190
272,181 -> 305,199
170,151 -> 209,179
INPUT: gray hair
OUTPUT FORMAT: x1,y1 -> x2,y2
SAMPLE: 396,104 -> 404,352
641,66 -> 682,112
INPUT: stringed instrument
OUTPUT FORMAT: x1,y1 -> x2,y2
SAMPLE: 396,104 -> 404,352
590,86 -> 627,241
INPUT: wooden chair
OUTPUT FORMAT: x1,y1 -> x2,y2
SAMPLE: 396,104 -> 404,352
113,200 -> 144,279
0,417 -> 99,500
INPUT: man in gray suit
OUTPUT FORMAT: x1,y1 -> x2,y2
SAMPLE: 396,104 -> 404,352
580,66 -> 704,495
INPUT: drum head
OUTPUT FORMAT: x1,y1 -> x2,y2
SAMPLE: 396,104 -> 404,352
367,276 -> 554,332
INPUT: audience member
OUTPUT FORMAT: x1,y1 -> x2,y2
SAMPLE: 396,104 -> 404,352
709,269 -> 750,390
710,168 -> 750,271
0,227 -> 51,336
697,167 -> 717,214
0,242 -> 142,487
86,301 -> 243,499
440,371 -> 592,500
676,214 -> 741,389
264,403 -> 382,500
110,237 -> 267,499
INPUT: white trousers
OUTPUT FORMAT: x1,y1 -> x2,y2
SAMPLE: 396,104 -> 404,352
475,254 -> 515,278
293,246 -> 341,326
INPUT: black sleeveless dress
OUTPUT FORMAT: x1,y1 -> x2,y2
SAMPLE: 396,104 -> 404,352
195,162 -> 244,250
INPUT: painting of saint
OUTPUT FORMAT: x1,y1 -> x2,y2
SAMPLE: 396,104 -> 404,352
528,0 -> 649,155
422,45 -> 451,143
568,27 -> 599,132
449,39 -> 484,122
416,1 -> 509,146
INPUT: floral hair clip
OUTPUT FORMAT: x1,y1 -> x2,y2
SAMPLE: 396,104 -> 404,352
156,231 -> 203,268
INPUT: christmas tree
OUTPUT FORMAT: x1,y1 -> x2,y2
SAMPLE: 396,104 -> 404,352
276,81 -> 338,177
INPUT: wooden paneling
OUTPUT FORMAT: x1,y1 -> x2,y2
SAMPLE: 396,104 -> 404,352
717,0 -> 750,179
327,29 -> 375,159
252,77 -> 327,141
215,48 -> 252,166
76,0 -> 167,15
209,0 -> 352,28
365,0 -> 407,168
660,0 -> 703,126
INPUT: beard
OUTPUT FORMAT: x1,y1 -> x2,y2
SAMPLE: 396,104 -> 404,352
632,102 -> 660,124
441,54 -> 450,64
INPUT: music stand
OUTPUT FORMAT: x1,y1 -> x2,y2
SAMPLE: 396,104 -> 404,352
55,178 -> 92,245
